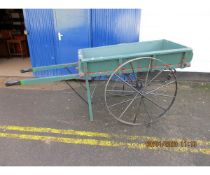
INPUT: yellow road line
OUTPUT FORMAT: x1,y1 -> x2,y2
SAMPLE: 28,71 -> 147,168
0,125 -> 209,146
0,125 -> 110,138
0,132 -> 209,155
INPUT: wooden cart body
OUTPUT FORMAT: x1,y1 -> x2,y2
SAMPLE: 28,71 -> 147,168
5,39 -> 193,124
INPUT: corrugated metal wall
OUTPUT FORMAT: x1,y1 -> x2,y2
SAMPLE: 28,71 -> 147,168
23,9 -> 59,77
23,9 -> 141,77
91,9 -> 141,47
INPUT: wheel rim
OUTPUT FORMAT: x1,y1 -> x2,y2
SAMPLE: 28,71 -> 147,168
104,57 -> 177,125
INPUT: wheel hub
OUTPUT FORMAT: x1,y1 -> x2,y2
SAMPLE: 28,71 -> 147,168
134,81 -> 143,91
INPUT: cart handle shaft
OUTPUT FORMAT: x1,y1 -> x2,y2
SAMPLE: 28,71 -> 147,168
5,74 -> 81,86
5,80 -> 21,87
20,62 -> 78,73
20,68 -> 33,73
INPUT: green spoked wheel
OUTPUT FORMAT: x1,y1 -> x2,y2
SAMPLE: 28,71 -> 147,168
104,57 -> 177,125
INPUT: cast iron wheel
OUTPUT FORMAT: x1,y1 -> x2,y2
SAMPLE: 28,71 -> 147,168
105,57 -> 177,125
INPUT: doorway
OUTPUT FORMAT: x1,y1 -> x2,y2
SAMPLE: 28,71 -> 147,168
0,9 -> 32,77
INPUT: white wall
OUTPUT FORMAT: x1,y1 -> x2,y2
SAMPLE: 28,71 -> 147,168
140,1 -> 210,72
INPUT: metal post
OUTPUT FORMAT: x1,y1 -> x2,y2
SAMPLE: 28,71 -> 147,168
85,77 -> 93,121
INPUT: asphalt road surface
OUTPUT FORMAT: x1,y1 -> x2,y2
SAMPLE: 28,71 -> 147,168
0,81 -> 209,165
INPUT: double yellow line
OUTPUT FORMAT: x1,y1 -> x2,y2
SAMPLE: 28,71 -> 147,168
0,125 -> 209,155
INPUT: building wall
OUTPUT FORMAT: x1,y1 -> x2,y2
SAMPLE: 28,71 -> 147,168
91,9 -> 140,47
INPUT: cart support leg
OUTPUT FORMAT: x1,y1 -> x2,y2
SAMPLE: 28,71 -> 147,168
85,77 -> 93,121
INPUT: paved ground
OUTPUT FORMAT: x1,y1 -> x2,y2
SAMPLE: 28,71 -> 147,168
0,58 -> 32,77
0,80 -> 209,166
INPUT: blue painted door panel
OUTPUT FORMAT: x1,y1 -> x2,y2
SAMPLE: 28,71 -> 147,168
54,9 -> 91,74
91,9 -> 141,47
23,9 -> 58,77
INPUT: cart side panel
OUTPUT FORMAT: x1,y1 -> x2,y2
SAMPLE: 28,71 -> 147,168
79,50 -> 193,77
78,40 -> 193,76
79,59 -> 120,76
155,50 -> 193,68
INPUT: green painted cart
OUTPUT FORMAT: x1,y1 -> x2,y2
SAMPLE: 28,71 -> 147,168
5,39 -> 193,125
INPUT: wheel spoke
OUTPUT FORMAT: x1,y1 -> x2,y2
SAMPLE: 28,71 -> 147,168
147,68 -> 165,86
125,74 -> 134,84
133,96 -> 143,123
145,80 -> 175,95
144,58 -> 152,88
106,89 -> 136,93
114,73 -> 142,94
146,92 -> 175,98
119,93 -> 139,119
130,62 -> 138,80
115,73 -> 173,112
110,79 -> 125,95
108,94 -> 142,108
142,99 -> 152,122
143,95 -> 167,111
